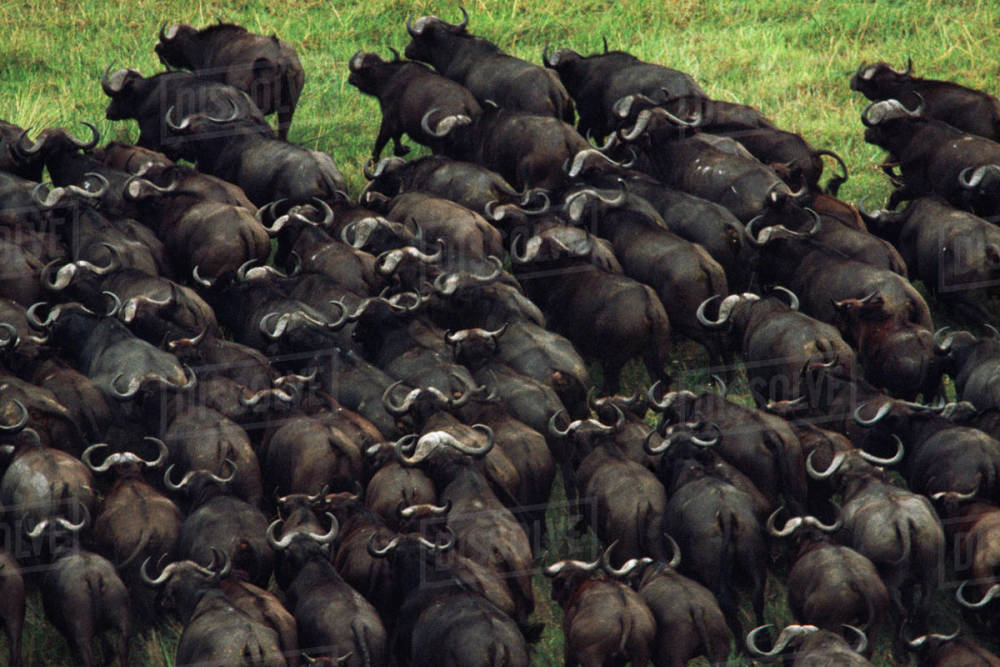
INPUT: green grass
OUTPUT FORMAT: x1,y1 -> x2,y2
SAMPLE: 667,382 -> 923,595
4,0 -> 1000,665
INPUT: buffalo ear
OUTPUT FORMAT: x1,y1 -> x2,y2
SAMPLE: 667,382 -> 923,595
985,243 -> 1000,265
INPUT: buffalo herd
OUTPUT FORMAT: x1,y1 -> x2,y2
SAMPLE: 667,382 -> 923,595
1,7 -> 1000,667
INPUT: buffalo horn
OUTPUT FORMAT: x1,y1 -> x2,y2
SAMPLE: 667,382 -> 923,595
600,540 -> 646,577
140,557 -> 183,586
889,57 -> 913,75
905,627 -> 961,649
842,624 -> 869,654
367,533 -> 401,557
0,399 -> 29,432
382,380 -> 421,416
81,443 -> 113,472
210,459 -> 237,485
805,449 -> 846,480
143,437 -> 169,468
770,285 -> 799,310
853,401 -> 892,426
665,533 -> 682,569
548,409 -> 571,438
857,434 -> 904,465
746,624 -> 819,660
955,580 -> 1000,608
543,554 -> 601,577
266,518 -> 295,550
163,464 -> 195,491
766,507 -> 802,537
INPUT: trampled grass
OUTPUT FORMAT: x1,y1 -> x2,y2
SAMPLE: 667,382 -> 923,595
3,0 -> 1000,665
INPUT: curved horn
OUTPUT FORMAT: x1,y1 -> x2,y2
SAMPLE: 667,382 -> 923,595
805,449 -> 846,480
265,518 -> 296,550
421,108 -> 456,138
0,399 -> 29,432
955,580 -> 1000,609
111,373 -> 142,399
646,380 -> 693,411
447,424 -> 493,456
709,375 -> 729,398
210,547 -> 231,580
163,464 -> 196,492
472,255 -> 503,282
664,533 -> 681,569
933,326 -> 955,354
842,624 -> 868,655
26,302 -> 57,329
690,423 -> 722,447
586,386 -> 606,411
766,507 -> 802,538
56,505 -> 90,533
696,295 -> 726,328
565,148 -> 623,179
81,443 -> 113,473
802,514 -> 844,533
853,401 -> 893,426
595,403 -> 626,433
101,62 -> 120,95
509,234 -> 537,264
453,6 -> 469,30
140,557 -> 179,586
406,15 -> 420,37
857,435 -> 904,466
889,57 -> 913,75
191,265 -> 214,288
124,173 -> 177,200
0,323 -> 19,350
71,122 -> 100,150
642,428 -> 670,455
746,624 -> 819,660
548,409 -> 571,438
367,533 -> 401,557
398,500 -> 452,520
904,627 -> 961,649
931,480 -> 980,502
308,512 -> 340,544
209,459 -> 237,485
142,437 -> 170,468
543,554 -> 601,577
600,540 -> 647,577
382,380 -> 421,416
696,294 -> 742,328
770,286 -> 799,311
620,108 -> 653,142
167,327 -> 207,351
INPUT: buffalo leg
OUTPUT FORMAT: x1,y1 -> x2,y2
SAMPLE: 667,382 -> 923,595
371,125 -> 393,160
601,359 -> 625,396
643,346 -> 673,393
392,137 -> 411,156
887,185 -> 916,210
277,109 -> 294,142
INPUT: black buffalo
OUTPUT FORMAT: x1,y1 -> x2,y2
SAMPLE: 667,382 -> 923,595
348,50 -> 482,159
156,22 -> 305,139
405,8 -> 573,121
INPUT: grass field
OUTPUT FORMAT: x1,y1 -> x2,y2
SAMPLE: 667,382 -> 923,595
3,0 -> 1000,664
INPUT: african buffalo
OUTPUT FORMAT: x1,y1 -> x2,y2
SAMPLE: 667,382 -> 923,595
543,45 -> 705,139
156,21 -> 304,139
405,8 -> 573,121
851,59 -> 1000,141
348,50 -> 482,158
